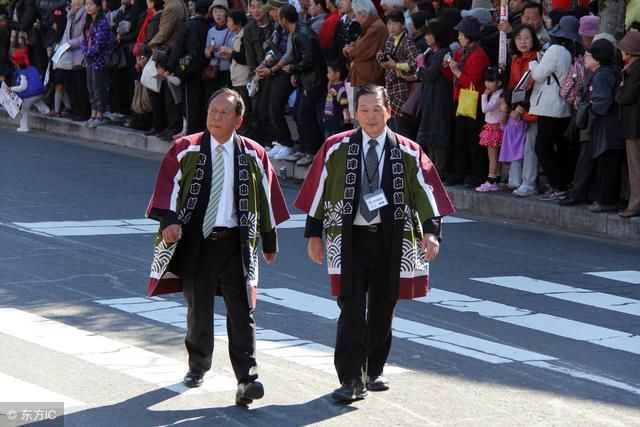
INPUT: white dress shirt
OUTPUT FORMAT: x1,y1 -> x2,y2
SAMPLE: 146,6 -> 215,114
353,128 -> 387,226
210,135 -> 238,228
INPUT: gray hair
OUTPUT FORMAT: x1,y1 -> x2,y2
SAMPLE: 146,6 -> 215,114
380,0 -> 403,8
352,0 -> 377,17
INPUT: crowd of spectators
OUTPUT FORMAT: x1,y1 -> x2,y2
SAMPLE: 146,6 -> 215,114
0,0 -> 639,217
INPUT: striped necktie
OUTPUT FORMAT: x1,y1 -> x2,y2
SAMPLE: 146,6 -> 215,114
360,139 -> 379,222
202,145 -> 225,237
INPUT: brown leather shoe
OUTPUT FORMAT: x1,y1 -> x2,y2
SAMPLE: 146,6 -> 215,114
619,209 -> 640,218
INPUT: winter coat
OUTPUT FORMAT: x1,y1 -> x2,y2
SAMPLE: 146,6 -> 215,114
416,47 -> 453,148
442,43 -> 490,102
230,27 -> 250,87
289,21 -> 327,91
171,15 -> 208,80
616,58 -> 640,139
588,65 -> 625,158
529,43 -> 572,118
80,16 -> 113,69
61,6 -> 87,69
346,14 -> 387,86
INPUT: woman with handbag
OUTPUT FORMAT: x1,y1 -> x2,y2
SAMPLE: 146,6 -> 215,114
203,0 -> 235,101
442,16 -> 490,188
62,0 -> 91,121
377,10 -> 419,139
80,0 -> 113,128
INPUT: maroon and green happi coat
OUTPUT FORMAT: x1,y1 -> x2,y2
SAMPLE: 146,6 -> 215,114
145,132 -> 290,306
294,129 -> 454,300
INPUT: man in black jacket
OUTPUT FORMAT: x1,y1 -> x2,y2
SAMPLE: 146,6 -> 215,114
280,4 -> 327,165
171,0 -> 209,134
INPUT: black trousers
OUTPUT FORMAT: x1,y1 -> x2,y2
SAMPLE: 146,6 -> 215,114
535,116 -> 572,190
295,85 -> 325,155
266,70 -> 293,147
69,68 -> 91,120
185,78 -> 206,134
593,149 -> 624,205
452,114 -> 487,186
335,227 -> 397,383
568,141 -> 596,201
249,85 -> 271,146
182,233 -> 258,383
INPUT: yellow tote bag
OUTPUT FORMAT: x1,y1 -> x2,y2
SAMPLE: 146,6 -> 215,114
456,83 -> 479,119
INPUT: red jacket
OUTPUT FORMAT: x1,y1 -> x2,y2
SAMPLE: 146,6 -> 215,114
319,10 -> 340,53
443,45 -> 489,102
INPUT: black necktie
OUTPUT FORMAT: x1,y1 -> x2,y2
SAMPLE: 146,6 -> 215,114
360,139 -> 379,222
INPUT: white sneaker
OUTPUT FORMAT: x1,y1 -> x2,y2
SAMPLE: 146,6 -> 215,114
274,146 -> 295,160
513,185 -> 537,197
296,154 -> 314,166
16,126 -> 29,133
267,142 -> 283,158
283,151 -> 305,162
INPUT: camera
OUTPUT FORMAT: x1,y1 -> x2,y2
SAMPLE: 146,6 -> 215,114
264,50 -> 277,67
377,52 -> 390,63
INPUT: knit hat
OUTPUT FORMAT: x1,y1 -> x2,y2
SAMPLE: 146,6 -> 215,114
578,15 -> 599,38
11,48 -> 30,67
263,0 -> 289,12
586,38 -> 614,65
454,16 -> 482,41
210,0 -> 229,11
618,30 -> 640,56
470,0 -> 495,11
460,8 -> 492,26
549,15 -> 582,44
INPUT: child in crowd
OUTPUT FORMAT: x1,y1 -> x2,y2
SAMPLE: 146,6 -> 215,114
7,47 -> 49,132
476,67 -> 505,192
323,60 -> 351,140
47,9 -> 72,117
498,91 -> 528,185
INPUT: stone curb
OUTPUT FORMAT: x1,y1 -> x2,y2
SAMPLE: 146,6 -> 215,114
2,111 -> 638,242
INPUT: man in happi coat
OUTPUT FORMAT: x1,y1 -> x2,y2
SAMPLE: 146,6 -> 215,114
146,88 -> 290,406
294,84 -> 454,402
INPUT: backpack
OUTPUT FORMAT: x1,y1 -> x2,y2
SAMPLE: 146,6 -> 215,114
551,57 -> 586,108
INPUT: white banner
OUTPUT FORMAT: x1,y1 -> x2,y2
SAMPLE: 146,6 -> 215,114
0,82 -> 23,119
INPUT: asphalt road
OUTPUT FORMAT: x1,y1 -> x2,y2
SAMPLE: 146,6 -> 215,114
1,127 -> 639,427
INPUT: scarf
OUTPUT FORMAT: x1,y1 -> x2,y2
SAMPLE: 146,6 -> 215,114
133,8 -> 154,57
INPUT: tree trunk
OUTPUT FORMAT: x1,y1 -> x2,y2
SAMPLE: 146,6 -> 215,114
599,0 -> 626,39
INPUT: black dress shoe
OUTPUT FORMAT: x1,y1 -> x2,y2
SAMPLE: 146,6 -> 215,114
183,369 -> 204,388
235,380 -> 264,406
443,176 -> 463,186
559,197 -> 587,206
366,375 -> 389,391
144,127 -> 159,136
331,379 -> 367,402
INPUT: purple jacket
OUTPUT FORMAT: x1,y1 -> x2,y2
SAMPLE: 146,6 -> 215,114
80,16 -> 113,69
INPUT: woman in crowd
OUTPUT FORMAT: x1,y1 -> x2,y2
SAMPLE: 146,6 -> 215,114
529,15 -> 582,200
80,0 -> 113,128
506,23 -> 542,197
378,9 -> 419,138
62,0 -> 91,121
416,18 -> 452,178
443,16 -> 490,188
616,30 -> 640,218
204,0 -> 235,101
582,38 -> 625,213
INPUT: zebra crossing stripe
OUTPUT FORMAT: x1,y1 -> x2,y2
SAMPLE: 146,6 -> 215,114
585,271 -> 640,285
256,288 -> 640,395
257,288 -> 555,364
470,276 -> 640,317
0,372 -> 84,408
0,308 -> 236,394
6,215 -> 474,237
94,297 -> 409,376
419,289 -> 640,356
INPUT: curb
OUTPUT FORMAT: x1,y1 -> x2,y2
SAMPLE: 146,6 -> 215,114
2,111 -> 638,242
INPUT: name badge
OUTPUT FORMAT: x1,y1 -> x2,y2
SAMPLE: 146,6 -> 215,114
364,189 -> 388,211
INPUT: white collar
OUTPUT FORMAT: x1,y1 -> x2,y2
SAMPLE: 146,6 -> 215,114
361,128 -> 388,148
210,133 -> 235,152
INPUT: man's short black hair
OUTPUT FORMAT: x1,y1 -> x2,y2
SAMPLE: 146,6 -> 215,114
208,88 -> 246,117
228,9 -> 248,26
279,4 -> 298,23
522,1 -> 543,17
354,84 -> 390,111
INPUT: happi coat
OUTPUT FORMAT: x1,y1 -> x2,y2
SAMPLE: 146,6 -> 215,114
294,128 -> 454,300
146,131 -> 290,306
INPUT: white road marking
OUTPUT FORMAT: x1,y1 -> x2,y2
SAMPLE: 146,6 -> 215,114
0,372 -> 84,408
94,297 -> 409,376
0,308 -> 236,394
420,289 -> 640,356
585,271 -> 640,285
471,276 -> 640,316
257,288 -> 640,395
6,214 -> 474,237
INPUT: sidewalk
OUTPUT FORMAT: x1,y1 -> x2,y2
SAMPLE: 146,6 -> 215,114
2,111 -> 638,242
